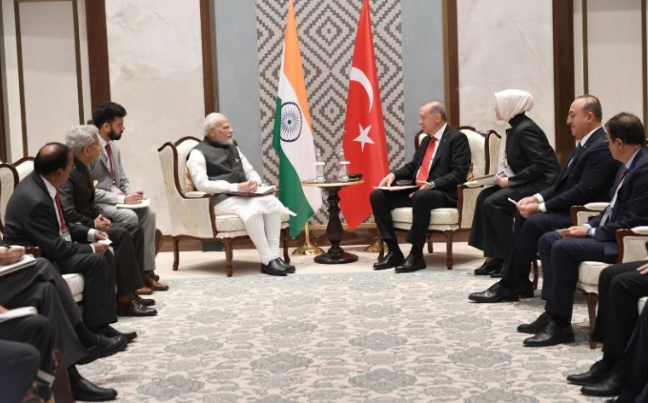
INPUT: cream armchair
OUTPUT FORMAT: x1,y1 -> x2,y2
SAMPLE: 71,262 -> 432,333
157,137 -> 290,277
0,158 -> 84,302
570,203 -> 648,348
378,127 -> 501,269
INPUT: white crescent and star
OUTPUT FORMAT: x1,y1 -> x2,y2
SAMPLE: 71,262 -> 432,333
349,67 -> 375,152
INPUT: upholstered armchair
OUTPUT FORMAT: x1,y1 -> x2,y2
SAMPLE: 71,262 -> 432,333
0,158 -> 84,302
157,136 -> 290,277
570,203 -> 648,348
378,127 -> 501,269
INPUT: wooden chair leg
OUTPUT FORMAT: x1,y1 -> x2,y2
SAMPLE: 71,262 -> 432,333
155,229 -> 163,257
444,231 -> 453,270
224,238 -> 234,277
427,235 -> 434,253
282,228 -> 291,264
378,239 -> 385,261
532,258 -> 539,290
586,292 -> 599,349
172,236 -> 180,271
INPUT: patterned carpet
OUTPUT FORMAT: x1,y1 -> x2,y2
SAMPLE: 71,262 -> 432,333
80,250 -> 609,403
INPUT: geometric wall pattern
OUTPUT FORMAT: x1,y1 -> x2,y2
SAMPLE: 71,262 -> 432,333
255,0 -> 405,225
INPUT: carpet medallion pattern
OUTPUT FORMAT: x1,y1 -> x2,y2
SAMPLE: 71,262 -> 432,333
83,271 -> 607,402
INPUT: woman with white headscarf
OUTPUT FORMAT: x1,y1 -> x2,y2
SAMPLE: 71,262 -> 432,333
469,89 -> 560,277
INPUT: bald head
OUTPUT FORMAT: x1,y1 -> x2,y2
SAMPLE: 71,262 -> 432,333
34,142 -> 73,186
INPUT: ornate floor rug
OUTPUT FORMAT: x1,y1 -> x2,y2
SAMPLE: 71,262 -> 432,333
81,263 -> 608,402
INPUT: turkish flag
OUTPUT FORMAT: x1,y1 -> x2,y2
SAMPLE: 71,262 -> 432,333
339,0 -> 389,230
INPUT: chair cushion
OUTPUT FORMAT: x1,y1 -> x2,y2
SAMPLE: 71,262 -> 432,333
213,213 -> 289,239
391,207 -> 459,226
577,261 -> 610,294
63,273 -> 84,303
639,297 -> 647,313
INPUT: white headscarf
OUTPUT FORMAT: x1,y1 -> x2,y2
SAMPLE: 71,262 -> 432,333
494,89 -> 534,122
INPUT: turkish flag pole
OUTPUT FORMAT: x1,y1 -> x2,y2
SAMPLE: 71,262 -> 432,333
339,0 -> 389,230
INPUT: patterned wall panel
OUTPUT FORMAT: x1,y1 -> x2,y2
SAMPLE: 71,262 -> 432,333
255,0 -> 405,225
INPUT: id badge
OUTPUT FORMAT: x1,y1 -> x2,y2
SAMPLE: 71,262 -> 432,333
60,229 -> 71,242
110,184 -> 125,195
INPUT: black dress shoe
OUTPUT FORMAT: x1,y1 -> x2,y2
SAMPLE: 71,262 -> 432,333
518,281 -> 534,298
71,376 -> 117,401
581,372 -> 624,397
489,267 -> 503,278
517,312 -> 550,334
261,259 -> 288,276
395,255 -> 426,273
523,320 -> 575,347
98,324 -> 137,343
468,281 -> 519,303
373,251 -> 404,270
474,259 -> 503,275
77,334 -> 127,365
116,299 -> 158,317
567,360 -> 612,385
276,258 -> 296,273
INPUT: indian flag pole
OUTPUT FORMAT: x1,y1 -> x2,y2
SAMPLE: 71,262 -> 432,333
272,0 -> 323,253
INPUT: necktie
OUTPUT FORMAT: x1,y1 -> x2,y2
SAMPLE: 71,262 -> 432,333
567,144 -> 584,167
415,136 -> 437,186
105,144 -> 115,182
54,193 -> 67,233
600,167 -> 629,225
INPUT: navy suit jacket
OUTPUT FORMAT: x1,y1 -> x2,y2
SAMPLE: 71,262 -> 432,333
540,128 -> 621,212
393,125 -> 471,202
588,147 -> 648,258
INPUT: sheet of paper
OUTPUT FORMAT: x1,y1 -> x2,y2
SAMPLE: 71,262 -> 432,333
374,185 -> 418,192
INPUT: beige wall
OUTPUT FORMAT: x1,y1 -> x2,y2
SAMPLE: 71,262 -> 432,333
457,0 -> 555,146
105,0 -> 205,233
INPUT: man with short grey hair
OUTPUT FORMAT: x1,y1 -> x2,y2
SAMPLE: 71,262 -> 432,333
187,113 -> 294,276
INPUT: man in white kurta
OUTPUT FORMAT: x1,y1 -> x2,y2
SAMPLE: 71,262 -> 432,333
187,113 -> 294,276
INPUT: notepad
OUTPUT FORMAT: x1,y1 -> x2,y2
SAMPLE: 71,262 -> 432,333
0,306 -> 37,323
0,255 -> 37,279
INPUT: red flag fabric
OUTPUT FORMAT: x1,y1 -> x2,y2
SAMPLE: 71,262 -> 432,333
339,0 -> 389,230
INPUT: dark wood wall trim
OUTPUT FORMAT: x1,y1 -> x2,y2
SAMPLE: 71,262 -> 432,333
85,0 -> 110,111
642,0 -> 647,127
443,0 -> 459,127
0,39 -> 6,162
200,0 -> 218,114
552,0 -> 575,166
582,0 -> 589,94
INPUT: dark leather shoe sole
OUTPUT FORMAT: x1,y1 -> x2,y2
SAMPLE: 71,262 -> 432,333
469,292 -> 519,303
261,266 -> 288,276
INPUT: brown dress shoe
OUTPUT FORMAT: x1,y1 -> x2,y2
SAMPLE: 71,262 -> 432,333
116,299 -> 158,316
134,293 -> 156,306
136,286 -> 154,295
145,274 -> 169,291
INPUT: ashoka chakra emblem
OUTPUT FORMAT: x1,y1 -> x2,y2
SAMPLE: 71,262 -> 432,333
280,102 -> 302,142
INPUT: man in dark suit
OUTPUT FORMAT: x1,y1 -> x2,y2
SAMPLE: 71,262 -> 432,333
470,95 -> 620,302
59,124 -> 156,316
520,112 -> 648,347
3,143 -> 131,336
565,259 -> 648,398
0,251 -> 123,401
370,100 -> 471,273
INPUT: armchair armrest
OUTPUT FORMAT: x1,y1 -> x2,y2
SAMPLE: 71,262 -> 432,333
615,227 -> 648,263
570,203 -> 608,226
457,183 -> 489,229
25,246 -> 41,258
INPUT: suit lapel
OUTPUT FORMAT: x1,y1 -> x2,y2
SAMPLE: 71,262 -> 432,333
428,126 -> 450,172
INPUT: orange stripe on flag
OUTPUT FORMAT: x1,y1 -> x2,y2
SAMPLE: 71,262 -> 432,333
283,0 -> 312,129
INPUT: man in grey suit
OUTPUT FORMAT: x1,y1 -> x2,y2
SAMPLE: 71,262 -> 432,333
89,102 -> 168,292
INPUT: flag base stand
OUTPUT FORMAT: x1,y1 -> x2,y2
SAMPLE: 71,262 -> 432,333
292,224 -> 324,256
364,237 -> 385,253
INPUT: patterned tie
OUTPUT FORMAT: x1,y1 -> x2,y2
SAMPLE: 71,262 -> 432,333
415,136 -> 438,186
600,167 -> 629,225
54,193 -> 67,233
105,144 -> 115,182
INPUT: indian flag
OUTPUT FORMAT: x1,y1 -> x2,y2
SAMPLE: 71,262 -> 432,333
272,0 -> 322,238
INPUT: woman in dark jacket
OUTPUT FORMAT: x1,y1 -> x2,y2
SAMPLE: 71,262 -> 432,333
470,89 -> 560,276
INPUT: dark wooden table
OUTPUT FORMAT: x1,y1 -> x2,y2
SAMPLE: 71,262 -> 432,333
302,179 -> 364,264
